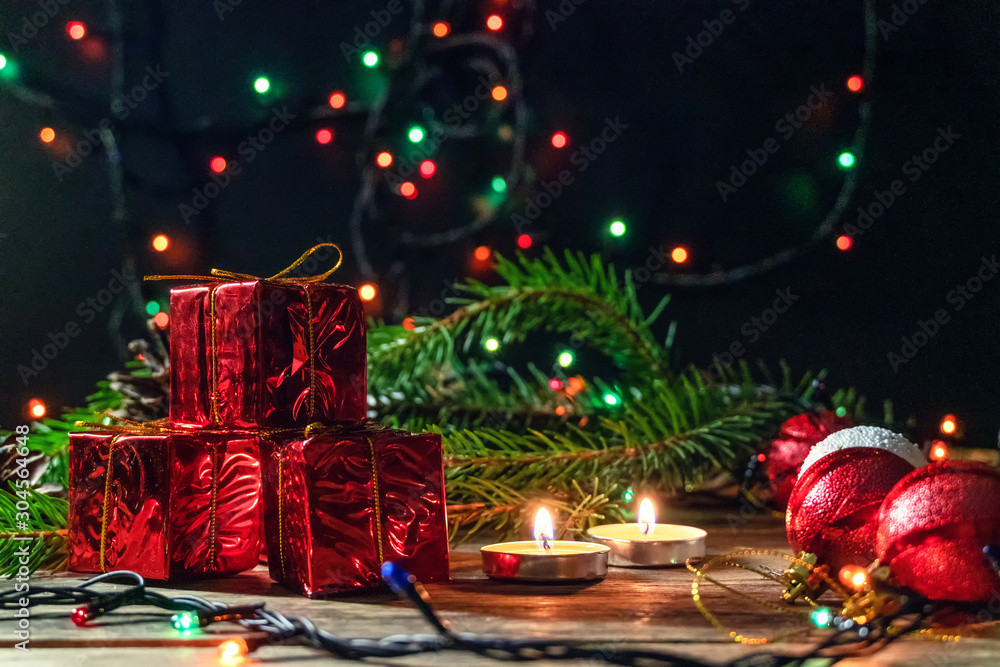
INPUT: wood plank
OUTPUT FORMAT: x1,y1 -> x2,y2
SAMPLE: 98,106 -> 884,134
8,506 -> 1000,665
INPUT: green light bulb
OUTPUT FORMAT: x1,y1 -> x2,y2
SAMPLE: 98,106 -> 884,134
408,126 -> 425,143
491,176 -> 507,193
623,488 -> 633,502
145,301 -> 160,316
170,612 -> 198,631
557,351 -> 574,367
810,607 -> 833,628
835,406 -> 847,418
837,151 -> 855,169
362,51 -> 379,67
603,392 -> 619,406
609,220 -> 626,237
0,55 -> 7,70
253,77 -> 270,94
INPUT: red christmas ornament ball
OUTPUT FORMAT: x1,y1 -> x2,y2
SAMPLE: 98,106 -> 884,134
786,447 -> 915,573
876,460 -> 1000,601
756,412 -> 853,510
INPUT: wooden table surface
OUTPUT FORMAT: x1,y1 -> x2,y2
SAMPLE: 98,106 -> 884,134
7,503 -> 1000,666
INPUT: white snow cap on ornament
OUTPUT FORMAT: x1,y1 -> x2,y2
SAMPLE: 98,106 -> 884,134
799,425 -> 927,475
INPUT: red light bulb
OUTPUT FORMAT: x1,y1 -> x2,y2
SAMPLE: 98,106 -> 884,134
67,22 -> 86,41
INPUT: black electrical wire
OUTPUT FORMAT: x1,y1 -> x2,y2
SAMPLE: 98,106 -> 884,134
0,564 -> 939,666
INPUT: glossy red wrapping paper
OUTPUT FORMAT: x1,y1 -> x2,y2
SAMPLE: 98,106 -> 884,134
262,430 -> 450,598
170,281 -> 366,429
67,431 -> 262,579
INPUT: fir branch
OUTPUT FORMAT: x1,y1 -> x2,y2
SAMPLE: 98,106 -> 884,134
0,486 -> 69,577
443,394 -> 805,499
447,478 -> 625,545
369,249 -> 671,402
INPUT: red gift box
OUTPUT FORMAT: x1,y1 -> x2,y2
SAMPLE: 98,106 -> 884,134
156,244 -> 367,430
262,427 -> 450,597
169,280 -> 366,429
67,430 -> 262,579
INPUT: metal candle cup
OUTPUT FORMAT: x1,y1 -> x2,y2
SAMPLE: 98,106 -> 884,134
586,497 -> 706,567
481,541 -> 610,581
480,507 -> 610,582
586,523 -> 706,567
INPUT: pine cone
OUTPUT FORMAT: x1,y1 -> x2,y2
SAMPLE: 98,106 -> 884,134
0,433 -> 49,487
106,323 -> 170,422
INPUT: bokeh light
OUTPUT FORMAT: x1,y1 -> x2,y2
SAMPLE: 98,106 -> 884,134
28,398 -> 46,419
67,22 -> 86,40
940,414 -> 957,434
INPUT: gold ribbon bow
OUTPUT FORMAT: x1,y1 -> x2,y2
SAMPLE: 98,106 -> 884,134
144,242 -> 344,286
144,243 -> 345,424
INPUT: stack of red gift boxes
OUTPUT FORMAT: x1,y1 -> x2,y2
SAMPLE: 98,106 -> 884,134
67,253 -> 450,597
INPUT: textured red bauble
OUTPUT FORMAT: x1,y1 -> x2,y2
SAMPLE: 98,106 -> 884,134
756,412 -> 853,510
786,448 -> 915,573
876,460 -> 1000,601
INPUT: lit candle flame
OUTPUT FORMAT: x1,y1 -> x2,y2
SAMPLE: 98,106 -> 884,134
638,498 -> 656,535
533,507 -> 554,551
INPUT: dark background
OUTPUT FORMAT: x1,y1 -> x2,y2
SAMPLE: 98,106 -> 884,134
1,1 -> 997,445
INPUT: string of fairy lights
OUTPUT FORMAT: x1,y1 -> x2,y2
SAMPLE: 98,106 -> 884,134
6,0 -> 957,434
2,2 -> 872,297
0,563 -> 934,665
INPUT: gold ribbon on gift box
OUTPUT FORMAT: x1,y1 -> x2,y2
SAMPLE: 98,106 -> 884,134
145,243 -> 345,424
75,414 -> 261,573
273,422 -> 394,581
77,416 -> 392,577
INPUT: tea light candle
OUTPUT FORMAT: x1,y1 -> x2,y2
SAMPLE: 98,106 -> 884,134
587,498 -> 706,567
481,508 -> 610,582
